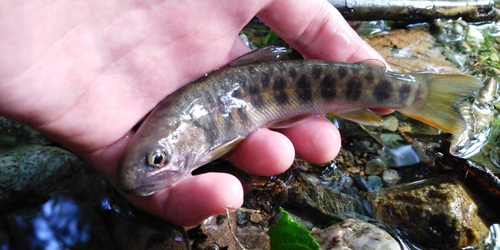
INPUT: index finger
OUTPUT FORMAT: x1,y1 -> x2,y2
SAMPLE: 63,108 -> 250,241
258,0 -> 386,63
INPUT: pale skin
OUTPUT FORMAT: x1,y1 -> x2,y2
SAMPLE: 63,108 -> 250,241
0,0 -> 387,226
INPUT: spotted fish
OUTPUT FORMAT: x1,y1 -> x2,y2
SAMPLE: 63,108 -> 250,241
116,46 -> 482,196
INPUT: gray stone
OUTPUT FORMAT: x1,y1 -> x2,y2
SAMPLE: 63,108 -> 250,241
0,116 -> 52,148
0,145 -> 107,208
364,159 -> 387,175
286,174 -> 365,221
382,169 -> 400,187
311,218 -> 400,250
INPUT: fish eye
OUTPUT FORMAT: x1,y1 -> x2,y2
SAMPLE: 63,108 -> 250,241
147,148 -> 169,168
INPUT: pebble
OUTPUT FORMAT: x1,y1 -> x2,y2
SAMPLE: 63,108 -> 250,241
382,169 -> 401,187
364,159 -> 387,175
311,218 -> 400,250
382,115 -> 399,132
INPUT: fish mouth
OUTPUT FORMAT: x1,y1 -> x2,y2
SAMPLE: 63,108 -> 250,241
122,185 -> 159,196
116,173 -> 164,196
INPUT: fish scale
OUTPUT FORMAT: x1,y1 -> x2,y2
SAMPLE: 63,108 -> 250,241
229,62 -> 411,118
116,46 -> 481,196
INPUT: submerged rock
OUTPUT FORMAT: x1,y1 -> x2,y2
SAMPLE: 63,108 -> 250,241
104,209 -> 188,250
0,145 -> 107,209
1,195 -> 113,249
311,218 -> 400,250
193,213 -> 270,250
285,174 -> 365,222
366,174 -> 491,249
381,169 -> 401,187
0,116 -> 53,148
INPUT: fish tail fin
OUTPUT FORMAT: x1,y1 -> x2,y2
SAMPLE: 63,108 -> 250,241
398,73 -> 482,134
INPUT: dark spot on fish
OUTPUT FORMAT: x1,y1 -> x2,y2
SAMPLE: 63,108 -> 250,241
297,74 -> 312,102
261,73 -> 270,89
399,83 -> 411,102
312,65 -> 322,79
249,82 -> 260,95
248,84 -> 264,108
237,75 -> 247,86
338,67 -> 347,80
273,77 -> 289,104
250,93 -> 265,108
247,67 -> 258,79
232,88 -> 244,99
236,106 -> 249,122
320,74 -> 336,99
414,85 -> 422,104
345,78 -> 361,101
365,70 -> 374,82
288,67 -> 297,78
374,80 -> 392,102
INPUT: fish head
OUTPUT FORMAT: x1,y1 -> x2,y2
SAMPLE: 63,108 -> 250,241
116,116 -> 207,196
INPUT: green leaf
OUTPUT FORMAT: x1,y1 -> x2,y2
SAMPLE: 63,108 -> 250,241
268,207 -> 320,250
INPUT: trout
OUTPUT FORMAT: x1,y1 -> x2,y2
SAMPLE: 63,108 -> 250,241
116,47 -> 481,196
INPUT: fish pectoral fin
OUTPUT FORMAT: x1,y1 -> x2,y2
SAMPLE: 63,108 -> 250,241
199,136 -> 245,165
334,109 -> 384,126
229,46 -> 291,66
359,59 -> 387,69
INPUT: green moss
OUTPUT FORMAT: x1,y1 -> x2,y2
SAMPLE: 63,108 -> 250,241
268,207 -> 320,250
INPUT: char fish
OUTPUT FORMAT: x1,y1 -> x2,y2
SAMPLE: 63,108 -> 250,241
116,47 -> 482,196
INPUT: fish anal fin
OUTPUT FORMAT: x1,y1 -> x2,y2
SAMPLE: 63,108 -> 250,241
269,115 -> 314,129
199,136 -> 245,165
229,46 -> 290,66
334,109 -> 384,126
398,73 -> 482,134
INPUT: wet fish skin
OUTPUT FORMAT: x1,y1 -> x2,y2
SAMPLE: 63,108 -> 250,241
116,47 -> 482,196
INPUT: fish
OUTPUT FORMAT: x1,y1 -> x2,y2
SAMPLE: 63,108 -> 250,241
116,46 -> 482,196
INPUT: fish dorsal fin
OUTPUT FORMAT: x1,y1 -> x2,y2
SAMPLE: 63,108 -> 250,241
334,109 -> 384,126
360,59 -> 387,69
198,136 -> 245,165
229,46 -> 290,66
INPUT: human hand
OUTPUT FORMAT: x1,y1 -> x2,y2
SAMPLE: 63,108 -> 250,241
0,0 -> 385,226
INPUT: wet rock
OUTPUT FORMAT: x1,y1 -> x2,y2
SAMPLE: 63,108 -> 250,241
382,169 -> 401,187
1,195 -> 113,249
193,213 -> 270,250
382,115 -> 399,132
0,145 -> 107,210
366,174 -> 491,249
0,116 -> 53,148
311,218 -> 400,250
103,209 -> 188,250
364,159 -> 387,175
285,174 -> 365,222
367,28 -> 460,72
440,143 -> 500,207
235,210 -> 250,225
354,174 -> 383,191
485,224 -> 500,249
451,77 -> 497,159
235,225 -> 270,250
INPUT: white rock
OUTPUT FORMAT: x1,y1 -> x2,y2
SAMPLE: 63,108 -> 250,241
311,218 -> 400,250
